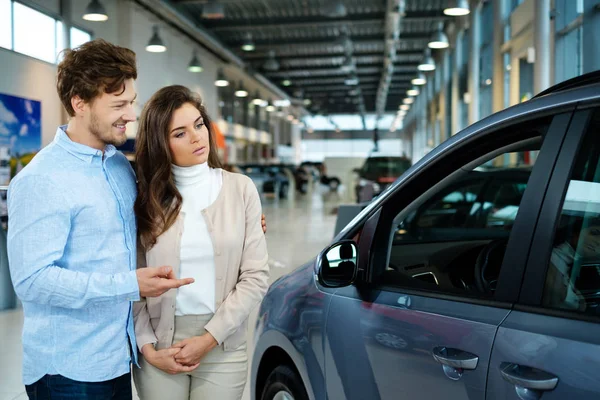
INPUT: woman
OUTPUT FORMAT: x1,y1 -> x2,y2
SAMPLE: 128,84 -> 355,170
132,85 -> 269,400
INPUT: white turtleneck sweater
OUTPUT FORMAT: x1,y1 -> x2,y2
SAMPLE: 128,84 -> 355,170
172,162 -> 223,316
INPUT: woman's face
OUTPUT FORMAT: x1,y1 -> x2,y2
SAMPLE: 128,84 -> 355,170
168,102 -> 210,167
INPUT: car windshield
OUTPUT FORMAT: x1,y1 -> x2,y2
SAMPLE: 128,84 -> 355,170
363,158 -> 411,176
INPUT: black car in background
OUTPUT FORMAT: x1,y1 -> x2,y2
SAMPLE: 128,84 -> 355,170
355,156 -> 412,202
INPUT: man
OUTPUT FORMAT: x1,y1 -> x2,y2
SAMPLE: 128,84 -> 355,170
7,39 -> 198,399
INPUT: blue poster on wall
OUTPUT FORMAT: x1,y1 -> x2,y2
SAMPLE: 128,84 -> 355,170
0,92 -> 42,186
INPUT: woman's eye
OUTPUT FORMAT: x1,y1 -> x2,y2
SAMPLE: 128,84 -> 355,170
175,132 -> 185,138
195,122 -> 205,130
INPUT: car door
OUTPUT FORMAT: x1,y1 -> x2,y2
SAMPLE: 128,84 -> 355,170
323,110 -> 575,400
487,107 -> 600,399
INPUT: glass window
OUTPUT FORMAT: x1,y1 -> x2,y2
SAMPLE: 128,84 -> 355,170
503,52 -> 511,108
385,116 -> 552,298
71,27 -> 91,48
55,20 -> 64,62
0,0 -> 12,50
13,2 -> 57,63
543,109 -> 600,315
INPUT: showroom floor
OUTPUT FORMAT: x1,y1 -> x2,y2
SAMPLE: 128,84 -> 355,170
0,186 -> 343,400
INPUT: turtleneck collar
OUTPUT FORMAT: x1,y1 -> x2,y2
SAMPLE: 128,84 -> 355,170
172,162 -> 210,187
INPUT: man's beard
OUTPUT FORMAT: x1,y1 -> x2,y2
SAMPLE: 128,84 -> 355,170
89,112 -> 127,147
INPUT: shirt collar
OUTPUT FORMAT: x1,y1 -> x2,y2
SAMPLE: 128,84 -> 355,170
54,125 -> 117,163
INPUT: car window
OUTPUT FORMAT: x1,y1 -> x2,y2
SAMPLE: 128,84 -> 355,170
480,179 -> 528,229
382,117 -> 553,299
543,109 -> 600,315
413,181 -> 485,230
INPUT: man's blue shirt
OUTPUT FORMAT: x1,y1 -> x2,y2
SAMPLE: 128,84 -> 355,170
7,126 -> 139,384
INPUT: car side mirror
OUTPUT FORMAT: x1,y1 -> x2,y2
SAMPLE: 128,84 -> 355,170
316,240 -> 358,288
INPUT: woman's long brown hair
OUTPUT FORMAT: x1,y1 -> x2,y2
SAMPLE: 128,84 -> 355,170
135,85 -> 222,249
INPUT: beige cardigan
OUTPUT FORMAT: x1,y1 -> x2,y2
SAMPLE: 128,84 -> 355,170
133,170 -> 269,352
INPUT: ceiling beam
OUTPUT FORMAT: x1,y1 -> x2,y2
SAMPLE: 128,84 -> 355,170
204,15 -> 385,31
200,11 -> 447,31
267,71 -> 417,81
260,63 -> 418,74
225,32 -> 430,48
243,50 -> 422,62
301,82 -> 412,92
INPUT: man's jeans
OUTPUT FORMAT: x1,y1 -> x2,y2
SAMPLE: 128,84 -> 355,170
25,373 -> 131,400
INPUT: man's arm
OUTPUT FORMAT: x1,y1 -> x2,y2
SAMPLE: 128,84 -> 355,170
8,175 -> 139,309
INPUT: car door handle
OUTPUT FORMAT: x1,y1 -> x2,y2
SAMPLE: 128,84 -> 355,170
500,362 -> 558,391
432,347 -> 479,370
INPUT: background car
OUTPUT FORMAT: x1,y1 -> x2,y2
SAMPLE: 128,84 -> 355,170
250,73 -> 600,400
239,164 -> 290,199
354,156 -> 412,203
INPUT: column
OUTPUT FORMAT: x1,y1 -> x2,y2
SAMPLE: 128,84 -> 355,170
492,0 -> 505,113
468,0 -> 481,124
534,0 -> 551,93
451,30 -> 462,136
60,0 -> 71,50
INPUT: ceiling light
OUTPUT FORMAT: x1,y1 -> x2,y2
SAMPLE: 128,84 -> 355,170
188,52 -> 203,73
418,48 -> 436,71
403,98 -> 414,104
266,101 -> 276,112
146,26 -> 166,53
322,1 -> 347,18
444,0 -> 470,16
274,99 -> 291,107
344,75 -> 359,86
429,23 -> 449,49
252,91 -> 264,105
214,69 -> 229,87
263,50 -> 280,71
396,0 -> 406,17
407,87 -> 420,96
304,99 -> 312,106
340,55 -> 354,72
282,79 -> 292,87
411,73 -> 427,85
400,104 -> 410,111
202,2 -> 225,19
241,34 -> 255,52
83,0 -> 108,21
334,32 -> 352,50
235,82 -> 248,97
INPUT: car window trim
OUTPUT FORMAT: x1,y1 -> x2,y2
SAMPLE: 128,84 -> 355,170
367,283 -> 514,310
494,112 -> 577,302
519,108 -> 596,306
513,303 -> 600,325
365,111 -> 575,304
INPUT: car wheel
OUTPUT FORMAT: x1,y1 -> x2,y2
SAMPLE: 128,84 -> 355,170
261,365 -> 309,400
